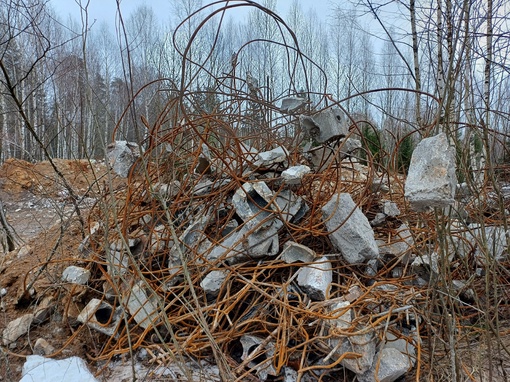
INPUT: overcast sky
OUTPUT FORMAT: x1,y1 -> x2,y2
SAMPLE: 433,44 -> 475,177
49,0 -> 337,29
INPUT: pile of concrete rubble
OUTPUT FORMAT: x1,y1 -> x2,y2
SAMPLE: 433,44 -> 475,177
7,104 -> 510,382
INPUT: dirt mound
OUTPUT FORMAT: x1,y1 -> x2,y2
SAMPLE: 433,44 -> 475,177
0,158 -> 117,197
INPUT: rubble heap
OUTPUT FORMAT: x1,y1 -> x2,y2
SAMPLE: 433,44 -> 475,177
6,104 -> 509,382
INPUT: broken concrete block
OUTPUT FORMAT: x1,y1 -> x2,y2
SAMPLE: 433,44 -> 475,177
332,330 -> 376,374
20,355 -> 99,382
279,96 -> 307,113
296,256 -> 332,300
33,295 -> 54,324
370,213 -> 386,227
275,190 -> 308,223
153,181 -> 180,201
221,220 -> 238,237
357,347 -> 411,382
281,165 -> 311,185
3,313 -> 34,345
280,241 -> 316,263
300,107 -> 348,143
322,193 -> 379,264
452,280 -> 475,300
384,331 -> 416,364
382,200 -> 400,217
233,181 -> 275,230
169,218 -> 211,270
106,140 -> 141,178
77,298 -> 123,336
240,334 -> 278,381
405,132 -> 457,211
255,146 -> 288,166
124,282 -> 160,330
106,250 -> 129,276
411,252 -> 440,275
305,138 -> 360,171
33,338 -> 55,356
201,270 -> 229,297
328,301 -> 352,330
62,266 -> 90,285
109,237 -> 140,252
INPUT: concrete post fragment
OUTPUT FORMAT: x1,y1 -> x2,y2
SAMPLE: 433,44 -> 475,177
232,181 -> 276,230
275,190 -> 308,224
20,355 -> 99,382
3,314 -> 34,345
300,107 -> 348,143
106,140 -> 141,177
332,329 -> 377,374
279,96 -> 307,113
296,256 -> 332,301
405,132 -> 457,211
255,146 -> 288,167
357,347 -> 412,382
123,282 -> 160,330
305,138 -> 361,171
281,165 -> 311,185
62,266 -> 90,285
200,270 -> 229,297
240,334 -> 278,381
322,193 -> 379,264
77,298 -> 123,337
280,241 -> 316,263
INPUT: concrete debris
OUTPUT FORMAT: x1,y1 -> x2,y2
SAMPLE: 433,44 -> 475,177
331,329 -> 376,374
300,107 -> 348,143
221,219 -> 238,237
33,338 -> 55,356
3,313 -> 33,346
405,132 -> 457,211
33,295 -> 54,324
382,200 -> 400,217
20,355 -> 99,382
296,256 -> 332,300
77,298 -> 123,336
454,224 -> 509,262
377,224 -> 414,263
106,140 -> 141,178
280,241 -> 316,263
384,331 -> 417,364
357,347 -> 412,382
411,252 -> 440,276
327,301 -> 352,330
279,96 -> 307,113
240,334 -> 278,381
232,181 -> 276,230
305,138 -> 361,171
106,249 -> 129,276
201,270 -> 229,297
124,282 -> 161,330
452,280 -> 475,300
281,165 -> 311,185
322,193 -> 379,264
275,189 -> 307,223
370,213 -> 386,227
255,146 -> 288,166
153,180 -> 181,201
62,265 -> 91,285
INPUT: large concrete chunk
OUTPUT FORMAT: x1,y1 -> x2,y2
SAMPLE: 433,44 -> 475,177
300,107 -> 348,143
106,140 -> 141,177
3,314 -> 33,345
124,282 -> 160,330
21,355 -> 99,382
358,347 -> 412,382
279,96 -> 307,113
281,241 -> 316,263
296,256 -> 332,300
281,165 -> 311,185
201,270 -> 229,297
331,330 -> 376,374
77,298 -> 123,336
255,146 -> 288,166
322,193 -> 379,264
233,181 -> 275,230
405,132 -> 457,211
